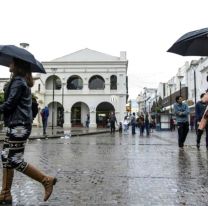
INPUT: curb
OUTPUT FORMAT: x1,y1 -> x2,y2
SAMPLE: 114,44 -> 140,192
0,130 -> 111,142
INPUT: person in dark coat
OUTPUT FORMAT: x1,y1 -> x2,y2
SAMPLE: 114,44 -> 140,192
144,114 -> 150,136
109,112 -> 117,134
195,93 -> 208,149
139,114 -> 145,136
131,112 -> 136,135
85,113 -> 90,128
0,58 -> 56,204
41,106 -> 49,135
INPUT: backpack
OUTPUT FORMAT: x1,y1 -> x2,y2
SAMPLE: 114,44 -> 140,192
32,98 -> 39,119
41,108 -> 45,118
41,107 -> 49,119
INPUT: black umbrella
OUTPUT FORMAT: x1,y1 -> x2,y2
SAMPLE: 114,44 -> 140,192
0,45 -> 46,73
167,27 -> 208,56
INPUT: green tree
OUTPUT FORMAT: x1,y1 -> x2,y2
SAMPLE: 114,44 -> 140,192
0,92 -> 4,103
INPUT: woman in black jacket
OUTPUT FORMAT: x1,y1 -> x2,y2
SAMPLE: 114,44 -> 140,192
0,58 -> 57,204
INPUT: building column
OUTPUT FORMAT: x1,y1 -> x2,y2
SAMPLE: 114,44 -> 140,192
89,111 -> 97,128
63,111 -> 71,128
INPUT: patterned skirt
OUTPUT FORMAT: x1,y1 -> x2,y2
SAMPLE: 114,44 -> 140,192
1,124 -> 32,172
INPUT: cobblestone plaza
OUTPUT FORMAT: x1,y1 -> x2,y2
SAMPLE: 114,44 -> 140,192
0,130 -> 208,206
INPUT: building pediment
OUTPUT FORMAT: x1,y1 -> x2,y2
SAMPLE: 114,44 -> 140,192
52,48 -> 120,62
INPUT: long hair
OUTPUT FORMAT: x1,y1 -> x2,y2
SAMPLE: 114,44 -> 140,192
12,57 -> 34,87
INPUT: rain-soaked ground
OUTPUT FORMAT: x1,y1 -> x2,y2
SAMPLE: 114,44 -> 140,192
0,130 -> 208,206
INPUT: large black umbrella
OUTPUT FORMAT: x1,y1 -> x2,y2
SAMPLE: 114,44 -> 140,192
167,27 -> 208,56
167,28 -> 208,130
0,45 -> 46,73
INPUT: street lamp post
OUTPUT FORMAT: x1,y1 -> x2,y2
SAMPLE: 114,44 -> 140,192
144,92 -> 147,113
168,83 -> 174,114
62,77 -> 65,108
19,43 -> 29,49
149,101 -> 151,113
154,89 -> 158,124
177,74 -> 184,96
194,70 -> 197,105
137,94 -> 142,115
61,77 -> 66,128
190,60 -> 198,106
51,68 -> 57,134
168,83 -> 174,131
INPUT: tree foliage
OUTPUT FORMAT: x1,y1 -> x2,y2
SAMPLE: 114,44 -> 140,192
0,93 -> 4,103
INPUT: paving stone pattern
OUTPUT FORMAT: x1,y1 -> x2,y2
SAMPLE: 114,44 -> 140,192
0,130 -> 208,205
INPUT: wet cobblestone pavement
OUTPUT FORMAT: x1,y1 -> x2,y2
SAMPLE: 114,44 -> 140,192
1,130 -> 208,205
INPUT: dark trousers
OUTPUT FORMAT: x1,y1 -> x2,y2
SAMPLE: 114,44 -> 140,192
177,122 -> 189,147
132,123 -> 136,134
196,122 -> 208,146
110,122 -> 115,133
145,124 -> 149,136
42,118 -> 48,134
140,124 -> 145,136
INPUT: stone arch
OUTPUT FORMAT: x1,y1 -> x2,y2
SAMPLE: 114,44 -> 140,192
45,75 -> 62,90
67,75 -> 83,90
89,75 -> 105,90
47,101 -> 63,127
96,102 -> 115,128
71,102 -> 90,127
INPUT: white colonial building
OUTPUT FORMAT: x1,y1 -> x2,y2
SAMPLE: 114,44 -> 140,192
32,48 -> 128,128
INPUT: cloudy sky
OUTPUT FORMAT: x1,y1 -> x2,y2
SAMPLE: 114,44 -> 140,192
0,0 -> 207,98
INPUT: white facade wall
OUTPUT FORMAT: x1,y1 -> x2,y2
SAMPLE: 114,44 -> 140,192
32,49 -> 128,128
186,58 -> 208,103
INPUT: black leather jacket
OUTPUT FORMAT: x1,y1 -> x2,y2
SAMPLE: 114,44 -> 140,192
0,76 -> 33,126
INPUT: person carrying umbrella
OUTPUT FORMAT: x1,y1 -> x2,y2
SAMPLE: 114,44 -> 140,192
167,27 -> 208,142
0,57 -> 56,204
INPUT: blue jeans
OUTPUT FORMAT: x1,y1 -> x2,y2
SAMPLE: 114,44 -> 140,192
42,118 -> 48,134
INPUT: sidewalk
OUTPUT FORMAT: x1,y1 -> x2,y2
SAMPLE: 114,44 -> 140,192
0,126 -> 111,141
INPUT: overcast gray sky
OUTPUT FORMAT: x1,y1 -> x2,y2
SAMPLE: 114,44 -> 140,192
0,0 -> 207,98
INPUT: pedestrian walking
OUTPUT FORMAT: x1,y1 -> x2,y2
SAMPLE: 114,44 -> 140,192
0,58 -> 57,204
118,122 -> 123,133
144,114 -> 150,136
190,116 -> 195,131
131,112 -> 136,135
174,95 -> 190,149
149,119 -> 154,133
32,95 -> 39,120
139,114 -> 145,136
85,113 -> 90,128
109,112 -> 117,134
195,93 -> 208,149
123,116 -> 129,134
170,118 -> 174,131
173,119 -> 176,130
41,106 -> 49,135
198,90 -> 208,129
